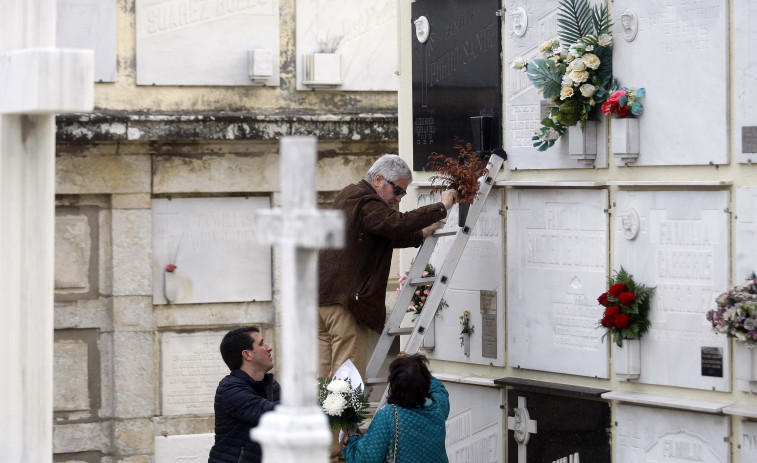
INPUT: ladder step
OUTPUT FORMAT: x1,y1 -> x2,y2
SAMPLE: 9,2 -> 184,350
433,229 -> 457,237
387,326 -> 413,336
409,277 -> 435,286
366,377 -> 388,386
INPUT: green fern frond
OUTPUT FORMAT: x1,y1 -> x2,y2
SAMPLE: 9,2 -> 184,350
557,0 -> 593,45
592,3 -> 612,34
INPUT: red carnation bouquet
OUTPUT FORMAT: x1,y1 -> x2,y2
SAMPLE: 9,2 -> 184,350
597,267 -> 655,347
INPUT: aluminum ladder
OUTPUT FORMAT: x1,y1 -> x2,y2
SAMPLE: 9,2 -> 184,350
365,152 -> 505,408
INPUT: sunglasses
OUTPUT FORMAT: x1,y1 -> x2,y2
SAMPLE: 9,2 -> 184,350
385,179 -> 407,197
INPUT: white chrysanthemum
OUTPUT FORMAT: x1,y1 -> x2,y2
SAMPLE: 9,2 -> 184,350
579,84 -> 596,97
322,393 -> 347,416
569,70 -> 589,84
598,34 -> 612,46
327,379 -> 350,394
511,56 -> 526,70
582,53 -> 600,70
569,58 -> 586,71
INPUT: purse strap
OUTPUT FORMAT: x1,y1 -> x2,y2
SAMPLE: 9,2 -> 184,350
392,404 -> 399,463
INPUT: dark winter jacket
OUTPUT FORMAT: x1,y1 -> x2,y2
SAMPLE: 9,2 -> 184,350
208,370 -> 281,463
318,180 -> 448,333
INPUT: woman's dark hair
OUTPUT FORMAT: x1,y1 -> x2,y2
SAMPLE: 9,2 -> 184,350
220,326 -> 259,371
387,354 -> 431,408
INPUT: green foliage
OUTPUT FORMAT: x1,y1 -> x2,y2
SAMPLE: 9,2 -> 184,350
525,59 -> 565,101
598,267 -> 656,348
558,0 -> 612,44
317,377 -> 370,431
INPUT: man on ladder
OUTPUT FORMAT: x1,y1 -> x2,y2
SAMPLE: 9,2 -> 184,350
317,154 -> 458,463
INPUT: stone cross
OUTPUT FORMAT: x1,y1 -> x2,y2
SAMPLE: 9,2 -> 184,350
251,136 -> 344,462
507,395 -> 538,463
0,1 -> 93,460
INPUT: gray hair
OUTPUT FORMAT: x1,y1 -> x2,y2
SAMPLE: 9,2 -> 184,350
365,154 -> 413,183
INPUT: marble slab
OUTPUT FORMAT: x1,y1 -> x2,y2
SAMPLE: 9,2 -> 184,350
504,0 -> 607,170
57,0 -> 117,82
154,433 -> 215,463
734,2 -> 757,163
161,331 -> 229,415
602,390 -> 727,414
615,404 -> 729,462
507,189 -> 609,377
136,0 -> 280,86
55,215 -> 92,294
614,190 -> 730,391
53,339 -> 89,411
611,0 -> 728,166
416,188 -> 505,366
741,421 -> 757,461
736,187 -> 757,285
152,197 -> 272,305
443,381 -> 503,462
295,0 -> 398,91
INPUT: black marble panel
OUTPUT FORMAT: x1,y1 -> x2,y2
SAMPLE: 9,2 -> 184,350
411,0 -> 502,170
506,389 -> 611,463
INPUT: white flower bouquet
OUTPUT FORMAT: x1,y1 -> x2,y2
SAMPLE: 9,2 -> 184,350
317,366 -> 369,431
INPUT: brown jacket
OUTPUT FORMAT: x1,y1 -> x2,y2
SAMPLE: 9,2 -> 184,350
318,180 -> 448,333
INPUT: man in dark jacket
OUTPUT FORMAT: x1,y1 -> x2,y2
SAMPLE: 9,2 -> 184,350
317,154 -> 457,380
208,326 -> 280,463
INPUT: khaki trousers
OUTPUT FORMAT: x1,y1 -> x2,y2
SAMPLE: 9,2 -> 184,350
318,303 -> 371,463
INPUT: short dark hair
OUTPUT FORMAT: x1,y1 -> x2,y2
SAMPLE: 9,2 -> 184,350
220,326 -> 260,371
387,354 -> 431,409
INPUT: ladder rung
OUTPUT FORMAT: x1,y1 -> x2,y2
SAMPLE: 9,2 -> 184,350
366,377 -> 388,386
433,229 -> 457,237
387,326 -> 413,336
409,277 -> 435,286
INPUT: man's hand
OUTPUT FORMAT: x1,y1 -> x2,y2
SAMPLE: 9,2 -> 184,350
441,189 -> 459,210
422,220 -> 446,238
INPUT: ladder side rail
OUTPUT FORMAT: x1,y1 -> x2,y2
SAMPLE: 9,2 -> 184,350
364,234 -> 441,379
460,154 -> 503,229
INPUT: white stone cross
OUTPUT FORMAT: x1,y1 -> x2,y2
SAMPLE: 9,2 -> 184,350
507,395 -> 538,463
251,136 -> 345,462
0,1 -> 93,461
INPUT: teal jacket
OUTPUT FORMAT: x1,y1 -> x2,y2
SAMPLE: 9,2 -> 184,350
343,376 -> 450,463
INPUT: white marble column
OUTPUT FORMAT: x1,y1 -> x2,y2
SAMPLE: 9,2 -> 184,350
252,136 -> 344,462
0,0 -> 93,460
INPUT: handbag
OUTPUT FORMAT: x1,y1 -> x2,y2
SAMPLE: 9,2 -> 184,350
386,404 -> 399,463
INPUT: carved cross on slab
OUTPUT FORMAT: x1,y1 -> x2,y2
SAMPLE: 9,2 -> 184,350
251,136 -> 344,462
507,395 -> 538,463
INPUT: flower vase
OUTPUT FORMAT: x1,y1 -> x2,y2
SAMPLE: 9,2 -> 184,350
568,121 -> 598,165
462,333 -> 470,356
164,271 -> 179,304
458,202 -> 470,228
614,339 -> 641,380
611,118 -> 640,164
421,316 -> 435,351
734,342 -> 757,382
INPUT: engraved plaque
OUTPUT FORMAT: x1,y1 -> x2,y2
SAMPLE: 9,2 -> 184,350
416,188 -> 504,367
295,0 -> 398,91
507,189 -> 609,378
161,332 -> 229,415
57,0 -> 117,82
504,0 -> 608,170
615,190 -> 730,391
701,347 -> 723,378
152,197 -> 272,304
445,382 -> 503,462
616,404 -> 729,462
480,290 -> 497,359
742,421 -> 757,462
136,0 -> 280,86
411,0 -> 502,170
734,2 -> 757,163
612,0 -> 727,166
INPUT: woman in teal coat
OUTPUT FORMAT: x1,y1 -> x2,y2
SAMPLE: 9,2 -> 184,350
342,354 -> 450,463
